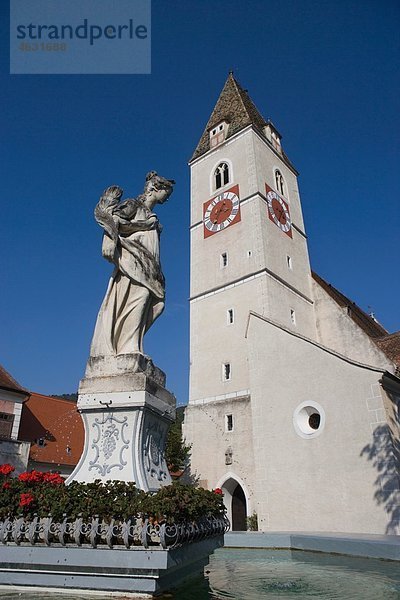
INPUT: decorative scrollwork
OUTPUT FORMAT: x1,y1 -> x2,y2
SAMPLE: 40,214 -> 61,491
102,423 -> 119,459
143,417 -> 169,483
58,516 -> 68,546
12,517 -> 25,545
89,413 -> 131,477
27,515 -> 40,544
89,516 -> 100,547
0,517 -> 12,544
0,514 -> 228,550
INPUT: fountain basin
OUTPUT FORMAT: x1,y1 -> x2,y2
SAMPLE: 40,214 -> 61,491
225,531 -> 400,561
0,515 -> 227,596
0,536 -> 223,596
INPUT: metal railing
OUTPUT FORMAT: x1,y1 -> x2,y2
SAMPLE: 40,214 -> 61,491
0,514 -> 229,549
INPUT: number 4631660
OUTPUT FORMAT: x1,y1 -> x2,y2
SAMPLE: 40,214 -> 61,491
19,42 -> 67,52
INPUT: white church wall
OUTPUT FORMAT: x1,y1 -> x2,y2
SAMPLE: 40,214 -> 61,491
190,199 -> 263,300
251,132 -> 316,334
247,311 -> 397,534
261,269 -> 316,340
183,396 -> 256,509
252,133 -> 304,232
259,215 -> 315,320
189,277 -> 263,402
312,279 -> 395,372
378,379 -> 400,532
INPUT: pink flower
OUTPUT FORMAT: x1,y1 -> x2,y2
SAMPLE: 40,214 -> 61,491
214,488 -> 223,495
0,464 -> 15,476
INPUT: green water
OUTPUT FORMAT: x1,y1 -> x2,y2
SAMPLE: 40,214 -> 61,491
1,548 -> 400,599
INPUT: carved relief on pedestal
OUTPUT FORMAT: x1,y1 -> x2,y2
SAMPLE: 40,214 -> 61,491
142,415 -> 169,484
88,413 -> 131,477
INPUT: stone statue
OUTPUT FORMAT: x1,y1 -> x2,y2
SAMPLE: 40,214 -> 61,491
69,172 -> 176,488
89,171 -> 175,360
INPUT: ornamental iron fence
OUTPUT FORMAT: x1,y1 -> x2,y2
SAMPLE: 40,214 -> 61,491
0,514 -> 229,549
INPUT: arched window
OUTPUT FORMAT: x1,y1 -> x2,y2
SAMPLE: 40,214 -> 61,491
275,170 -> 285,196
214,162 -> 229,190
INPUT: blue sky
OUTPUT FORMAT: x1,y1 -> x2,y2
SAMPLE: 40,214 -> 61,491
1,0 -> 399,404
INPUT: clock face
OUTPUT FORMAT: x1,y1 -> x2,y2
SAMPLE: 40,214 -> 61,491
203,185 -> 241,238
265,183 -> 292,238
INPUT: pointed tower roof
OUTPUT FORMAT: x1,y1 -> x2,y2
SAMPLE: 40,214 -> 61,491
191,73 -> 269,161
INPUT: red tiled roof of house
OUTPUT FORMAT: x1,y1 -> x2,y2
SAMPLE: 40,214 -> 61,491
312,271 -> 388,338
376,332 -> 400,368
18,393 -> 84,467
0,364 -> 28,395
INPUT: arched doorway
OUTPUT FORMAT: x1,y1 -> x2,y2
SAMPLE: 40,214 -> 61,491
231,484 -> 247,531
220,477 -> 248,531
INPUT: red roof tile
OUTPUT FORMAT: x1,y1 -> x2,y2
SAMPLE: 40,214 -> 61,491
19,393 -> 84,467
0,364 -> 28,395
376,332 -> 400,367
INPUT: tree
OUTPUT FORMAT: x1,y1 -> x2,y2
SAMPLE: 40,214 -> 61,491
165,406 -> 191,475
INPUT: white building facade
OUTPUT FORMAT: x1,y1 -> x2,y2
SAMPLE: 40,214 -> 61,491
0,365 -> 30,473
183,74 -> 400,534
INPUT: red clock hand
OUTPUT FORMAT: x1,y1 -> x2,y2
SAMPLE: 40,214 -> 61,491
213,201 -> 231,223
212,204 -> 223,223
279,206 -> 288,223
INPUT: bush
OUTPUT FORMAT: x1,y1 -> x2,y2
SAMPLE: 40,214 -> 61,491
0,465 -> 225,523
141,484 -> 226,522
246,512 -> 258,531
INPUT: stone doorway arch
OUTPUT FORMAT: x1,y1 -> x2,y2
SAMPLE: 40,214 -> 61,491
231,483 -> 247,531
217,474 -> 249,531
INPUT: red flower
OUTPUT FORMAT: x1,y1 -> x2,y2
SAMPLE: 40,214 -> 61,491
214,488 -> 223,495
19,470 -> 44,483
0,464 -> 15,476
43,472 -> 64,485
2,482 -> 11,489
19,492 -> 35,507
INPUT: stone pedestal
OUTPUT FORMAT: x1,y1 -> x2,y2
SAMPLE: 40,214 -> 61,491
66,354 -> 176,491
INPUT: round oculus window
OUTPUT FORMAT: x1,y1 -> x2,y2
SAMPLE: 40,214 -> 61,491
293,402 -> 325,438
308,413 -> 321,430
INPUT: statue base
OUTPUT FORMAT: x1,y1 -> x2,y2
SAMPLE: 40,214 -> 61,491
66,358 -> 175,491
83,352 -> 166,387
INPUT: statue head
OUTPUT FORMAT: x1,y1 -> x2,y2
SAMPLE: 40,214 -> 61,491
144,171 -> 175,205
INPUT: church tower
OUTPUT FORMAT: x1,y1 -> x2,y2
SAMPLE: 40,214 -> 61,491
184,74 -> 400,535
184,73 -> 316,527
188,74 -> 315,405
190,73 -> 315,402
